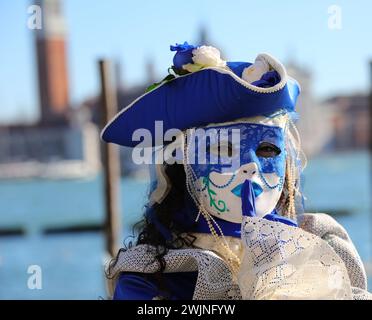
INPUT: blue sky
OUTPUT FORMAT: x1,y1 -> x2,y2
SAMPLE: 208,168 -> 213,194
1,0 -> 372,123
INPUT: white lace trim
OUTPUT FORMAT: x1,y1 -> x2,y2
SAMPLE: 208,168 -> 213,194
108,213 -> 372,300
239,216 -> 352,299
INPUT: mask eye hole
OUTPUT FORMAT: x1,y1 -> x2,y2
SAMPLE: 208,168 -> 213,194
256,142 -> 281,158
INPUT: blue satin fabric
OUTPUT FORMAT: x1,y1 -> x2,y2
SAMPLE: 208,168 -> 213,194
194,209 -> 297,237
113,271 -> 198,300
263,212 -> 298,227
101,62 -> 300,147
241,180 -> 297,227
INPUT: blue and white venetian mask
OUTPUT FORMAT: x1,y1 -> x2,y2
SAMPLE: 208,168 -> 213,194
184,114 -> 288,223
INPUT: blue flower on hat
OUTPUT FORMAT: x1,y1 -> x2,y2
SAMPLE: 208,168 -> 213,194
170,41 -> 197,70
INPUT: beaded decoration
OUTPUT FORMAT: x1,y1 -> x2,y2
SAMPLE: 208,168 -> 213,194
182,131 -> 242,277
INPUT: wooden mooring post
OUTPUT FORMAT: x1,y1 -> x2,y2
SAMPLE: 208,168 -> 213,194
99,59 -> 121,258
369,60 -> 372,266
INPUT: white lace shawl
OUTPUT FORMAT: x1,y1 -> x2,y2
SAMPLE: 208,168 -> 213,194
107,213 -> 372,300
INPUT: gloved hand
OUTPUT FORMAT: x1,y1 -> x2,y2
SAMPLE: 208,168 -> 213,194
240,179 -> 297,227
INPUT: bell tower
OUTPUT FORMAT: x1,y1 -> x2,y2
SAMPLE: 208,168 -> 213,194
35,0 -> 69,125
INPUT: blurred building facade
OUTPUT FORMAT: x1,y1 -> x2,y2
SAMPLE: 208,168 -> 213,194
287,62 -> 369,156
287,62 -> 334,156
0,0 -> 100,179
0,123 -> 100,179
324,94 -> 369,150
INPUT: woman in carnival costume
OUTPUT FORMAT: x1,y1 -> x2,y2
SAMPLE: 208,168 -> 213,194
101,42 -> 371,300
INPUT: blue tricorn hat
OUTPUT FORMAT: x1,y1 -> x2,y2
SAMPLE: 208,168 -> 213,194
101,42 -> 300,147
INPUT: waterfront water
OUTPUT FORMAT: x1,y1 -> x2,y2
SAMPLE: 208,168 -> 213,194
0,151 -> 370,299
